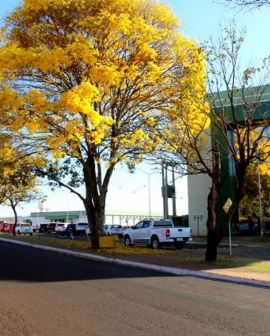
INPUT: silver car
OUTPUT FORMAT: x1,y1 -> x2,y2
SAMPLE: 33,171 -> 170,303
15,223 -> 33,235
104,224 -> 123,236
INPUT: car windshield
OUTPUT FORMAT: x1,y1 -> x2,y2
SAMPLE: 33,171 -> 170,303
20,224 -> 31,227
57,224 -> 65,227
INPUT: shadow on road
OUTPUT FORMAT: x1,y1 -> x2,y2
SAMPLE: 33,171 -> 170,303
0,241 -> 175,283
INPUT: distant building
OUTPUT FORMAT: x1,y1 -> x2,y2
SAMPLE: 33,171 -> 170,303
29,210 -> 162,227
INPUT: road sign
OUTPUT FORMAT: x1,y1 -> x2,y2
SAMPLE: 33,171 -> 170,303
223,197 -> 232,214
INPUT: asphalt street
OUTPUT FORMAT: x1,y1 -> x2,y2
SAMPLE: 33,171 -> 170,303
0,241 -> 269,336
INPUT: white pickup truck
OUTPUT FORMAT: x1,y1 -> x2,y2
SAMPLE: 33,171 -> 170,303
123,219 -> 192,249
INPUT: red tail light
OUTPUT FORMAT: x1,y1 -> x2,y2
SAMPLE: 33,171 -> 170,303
166,228 -> 170,237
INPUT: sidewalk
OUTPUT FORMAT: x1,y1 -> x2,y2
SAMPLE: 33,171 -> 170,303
1,236 -> 270,288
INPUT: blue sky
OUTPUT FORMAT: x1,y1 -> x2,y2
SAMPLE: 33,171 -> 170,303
0,0 -> 270,218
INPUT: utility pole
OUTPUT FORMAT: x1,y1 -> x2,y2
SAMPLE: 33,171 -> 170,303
172,166 -> 176,217
162,162 -> 168,218
257,159 -> 264,241
162,163 -> 177,219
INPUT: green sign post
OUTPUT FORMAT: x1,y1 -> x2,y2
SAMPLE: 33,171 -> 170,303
223,198 -> 233,256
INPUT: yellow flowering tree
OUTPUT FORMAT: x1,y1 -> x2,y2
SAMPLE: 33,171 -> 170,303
0,0 -> 207,248
0,135 -> 42,234
239,163 -> 270,221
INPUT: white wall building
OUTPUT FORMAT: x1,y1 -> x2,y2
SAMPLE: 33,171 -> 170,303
188,174 -> 211,236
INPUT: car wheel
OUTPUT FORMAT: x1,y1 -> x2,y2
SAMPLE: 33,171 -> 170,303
124,235 -> 132,247
151,236 -> 160,249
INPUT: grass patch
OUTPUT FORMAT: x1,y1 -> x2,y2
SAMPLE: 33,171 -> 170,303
1,234 -> 91,250
210,258 -> 243,268
1,234 -> 176,255
208,256 -> 270,272
1,234 -> 205,263
99,242 -> 176,255
243,261 -> 270,272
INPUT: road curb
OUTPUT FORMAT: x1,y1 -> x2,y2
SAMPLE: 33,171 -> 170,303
1,237 -> 270,289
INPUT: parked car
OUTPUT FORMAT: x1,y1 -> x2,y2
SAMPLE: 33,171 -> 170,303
68,224 -> 76,234
47,222 -> 58,233
104,224 -> 123,237
31,223 -> 39,232
15,223 -> 33,235
55,223 -> 71,233
123,219 -> 192,249
38,223 -> 49,233
235,220 -> 259,235
0,222 -> 14,233
73,223 -> 89,235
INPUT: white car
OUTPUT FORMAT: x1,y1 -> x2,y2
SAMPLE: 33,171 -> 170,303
15,223 -> 33,235
55,223 -> 71,233
74,222 -> 89,235
104,224 -> 123,236
123,219 -> 192,249
85,224 -> 122,238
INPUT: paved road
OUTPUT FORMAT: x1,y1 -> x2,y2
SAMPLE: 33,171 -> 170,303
0,241 -> 269,336
187,241 -> 270,260
223,245 -> 270,259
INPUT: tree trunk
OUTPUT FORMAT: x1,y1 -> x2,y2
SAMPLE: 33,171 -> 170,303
83,160 -> 110,249
205,227 -> 218,262
205,184 -> 221,261
205,162 -> 247,261
230,168 -> 245,220
84,196 -> 105,249
205,146 -> 221,262
10,201 -> 18,236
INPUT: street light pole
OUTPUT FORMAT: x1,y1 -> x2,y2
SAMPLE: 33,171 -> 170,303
172,166 -> 176,217
162,163 -> 168,218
